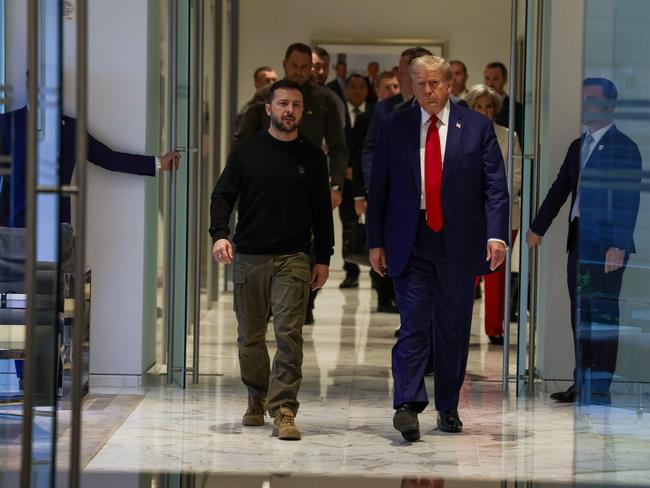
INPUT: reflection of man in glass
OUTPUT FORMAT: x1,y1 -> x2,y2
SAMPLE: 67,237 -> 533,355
0,71 -> 180,387
526,78 -> 642,404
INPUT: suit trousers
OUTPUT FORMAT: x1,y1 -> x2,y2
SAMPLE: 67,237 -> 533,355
392,213 -> 476,413
339,177 -> 360,279
233,252 -> 311,416
567,245 -> 625,396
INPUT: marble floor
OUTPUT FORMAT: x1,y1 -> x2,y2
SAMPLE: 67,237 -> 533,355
84,272 -> 650,486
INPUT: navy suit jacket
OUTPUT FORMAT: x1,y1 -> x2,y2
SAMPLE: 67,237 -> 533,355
0,106 -> 155,226
366,102 -> 510,278
530,125 -> 641,261
361,94 -> 408,191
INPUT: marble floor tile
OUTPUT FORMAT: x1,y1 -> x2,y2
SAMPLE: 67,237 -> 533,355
84,272 -> 650,485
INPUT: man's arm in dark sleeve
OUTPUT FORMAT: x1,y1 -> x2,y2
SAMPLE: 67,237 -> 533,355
323,96 -> 349,188
366,120 -> 391,249
361,102 -> 385,192
481,121 -> 510,244
209,150 -> 242,243
610,142 -> 642,251
87,131 -> 155,176
311,151 -> 335,265
530,142 -> 576,236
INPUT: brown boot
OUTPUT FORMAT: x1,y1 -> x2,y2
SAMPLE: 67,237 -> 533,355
272,407 -> 301,440
242,397 -> 266,426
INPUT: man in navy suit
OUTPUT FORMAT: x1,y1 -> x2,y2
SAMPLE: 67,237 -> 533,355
367,55 -> 509,441
0,105 -> 180,227
526,78 -> 641,404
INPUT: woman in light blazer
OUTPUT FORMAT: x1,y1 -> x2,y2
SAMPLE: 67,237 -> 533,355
466,84 -> 522,345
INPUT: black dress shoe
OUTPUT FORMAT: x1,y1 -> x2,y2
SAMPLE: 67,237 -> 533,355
393,404 -> 420,442
488,335 -> 504,345
550,384 -> 576,403
304,308 -> 315,325
339,276 -> 359,289
437,409 -> 463,433
377,299 -> 399,314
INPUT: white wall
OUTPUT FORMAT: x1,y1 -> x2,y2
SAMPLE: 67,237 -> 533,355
63,0 -> 152,382
237,0 -> 512,111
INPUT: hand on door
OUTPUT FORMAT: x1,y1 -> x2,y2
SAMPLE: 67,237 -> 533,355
160,151 -> 181,171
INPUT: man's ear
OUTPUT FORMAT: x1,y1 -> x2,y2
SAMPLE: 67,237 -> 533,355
265,103 -> 271,116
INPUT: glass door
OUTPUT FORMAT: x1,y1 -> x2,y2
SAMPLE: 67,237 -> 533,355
0,0 -> 65,484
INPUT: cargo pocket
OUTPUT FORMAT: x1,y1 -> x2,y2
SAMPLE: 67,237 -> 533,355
289,265 -> 311,307
232,268 -> 247,315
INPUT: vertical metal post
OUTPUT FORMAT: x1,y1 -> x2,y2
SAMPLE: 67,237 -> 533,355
192,0 -> 204,384
502,0 -> 519,392
165,0 -> 178,384
20,0 -> 38,485
70,0 -> 88,485
527,0 -> 545,394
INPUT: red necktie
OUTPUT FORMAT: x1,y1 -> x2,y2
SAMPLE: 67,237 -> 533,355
425,115 -> 443,232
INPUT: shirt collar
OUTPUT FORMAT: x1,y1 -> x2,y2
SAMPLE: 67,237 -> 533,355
347,101 -> 366,113
420,99 -> 450,127
586,122 -> 613,145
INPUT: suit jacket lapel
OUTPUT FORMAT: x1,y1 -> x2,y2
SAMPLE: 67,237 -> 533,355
442,103 -> 462,190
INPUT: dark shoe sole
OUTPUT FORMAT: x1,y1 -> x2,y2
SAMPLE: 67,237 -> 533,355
437,421 -> 462,433
393,410 -> 420,442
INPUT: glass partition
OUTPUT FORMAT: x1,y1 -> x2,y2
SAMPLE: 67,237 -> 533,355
577,0 -> 650,408
0,0 -> 63,483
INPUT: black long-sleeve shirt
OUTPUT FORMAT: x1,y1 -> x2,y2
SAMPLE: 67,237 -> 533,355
210,130 -> 334,265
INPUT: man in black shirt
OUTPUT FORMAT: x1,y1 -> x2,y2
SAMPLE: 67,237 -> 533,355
210,80 -> 334,441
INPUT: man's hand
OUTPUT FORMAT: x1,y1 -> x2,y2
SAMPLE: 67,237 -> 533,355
605,247 -> 625,273
486,240 -> 506,272
331,189 -> 342,209
526,229 -> 542,250
311,264 -> 329,291
369,247 -> 387,276
160,151 -> 181,171
354,198 -> 367,216
212,239 -> 233,264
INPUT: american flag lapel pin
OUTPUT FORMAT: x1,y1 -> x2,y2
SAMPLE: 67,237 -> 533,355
456,122 -> 461,129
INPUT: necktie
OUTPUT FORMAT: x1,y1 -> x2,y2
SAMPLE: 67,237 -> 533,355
570,133 -> 595,221
425,115 -> 443,231
352,107 -> 361,128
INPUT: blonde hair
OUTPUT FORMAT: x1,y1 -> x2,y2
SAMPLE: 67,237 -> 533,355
408,55 -> 452,80
465,84 -> 503,114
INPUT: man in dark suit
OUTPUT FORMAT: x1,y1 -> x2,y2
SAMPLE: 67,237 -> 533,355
0,107 -> 179,227
526,78 -> 641,405
364,61 -> 380,104
339,74 -> 374,289
484,62 -> 523,144
367,55 -> 509,441
327,61 -> 347,102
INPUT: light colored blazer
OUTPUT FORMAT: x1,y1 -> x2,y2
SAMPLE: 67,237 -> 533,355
494,123 -> 522,231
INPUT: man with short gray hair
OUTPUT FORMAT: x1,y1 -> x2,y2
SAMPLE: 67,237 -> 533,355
367,55 -> 509,441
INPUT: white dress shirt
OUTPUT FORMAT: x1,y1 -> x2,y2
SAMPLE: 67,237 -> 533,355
347,101 -> 366,128
419,100 -> 506,247
570,122 -> 613,220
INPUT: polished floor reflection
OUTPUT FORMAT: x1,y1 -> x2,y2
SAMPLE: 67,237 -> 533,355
84,272 -> 650,486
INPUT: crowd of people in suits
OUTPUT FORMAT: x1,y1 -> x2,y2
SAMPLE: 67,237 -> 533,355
216,41 -> 639,439
238,47 -> 524,345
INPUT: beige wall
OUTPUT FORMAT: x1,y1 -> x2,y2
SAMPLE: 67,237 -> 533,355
237,0 -> 512,111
